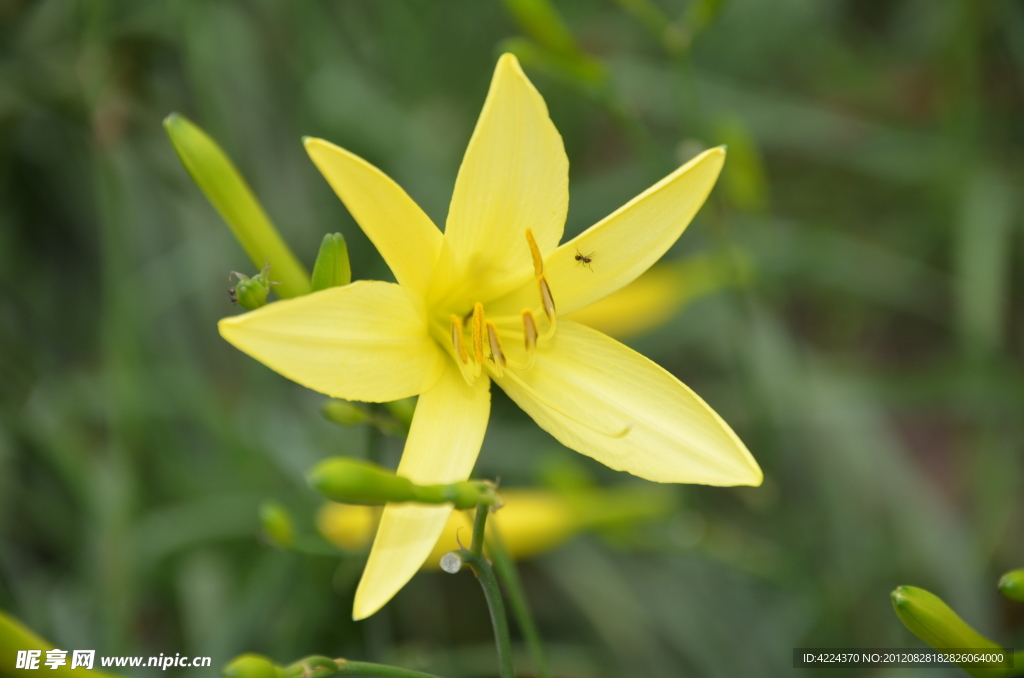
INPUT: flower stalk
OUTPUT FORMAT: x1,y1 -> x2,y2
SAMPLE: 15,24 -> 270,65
447,503 -> 515,678
487,527 -> 551,678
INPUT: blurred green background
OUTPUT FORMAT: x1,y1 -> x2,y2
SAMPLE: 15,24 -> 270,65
1,1 -> 1023,676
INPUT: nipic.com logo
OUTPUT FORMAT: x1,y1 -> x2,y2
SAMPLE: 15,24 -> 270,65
15,650 -> 212,670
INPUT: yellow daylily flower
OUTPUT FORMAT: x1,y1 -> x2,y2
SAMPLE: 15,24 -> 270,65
219,53 -> 761,620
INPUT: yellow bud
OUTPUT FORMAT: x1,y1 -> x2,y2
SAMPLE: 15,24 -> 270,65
317,503 -> 378,552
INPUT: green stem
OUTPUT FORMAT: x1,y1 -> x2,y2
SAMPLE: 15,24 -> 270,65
458,544 -> 515,678
487,528 -> 551,678
471,502 -> 488,556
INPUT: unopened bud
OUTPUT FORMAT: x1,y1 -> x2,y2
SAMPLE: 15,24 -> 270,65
223,654 -> 280,678
998,569 -> 1024,602
891,586 -> 1007,677
384,397 -> 416,428
440,551 -> 463,574
164,113 -> 310,298
321,399 -> 368,427
229,263 -> 273,311
307,458 -> 415,505
311,233 -> 352,291
259,501 -> 295,549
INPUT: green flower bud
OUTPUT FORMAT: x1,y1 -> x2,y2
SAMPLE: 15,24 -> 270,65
998,569 -> 1024,603
311,233 -> 352,291
383,397 -> 416,428
891,586 -> 1008,678
223,654 -> 280,678
308,458 -> 416,505
259,501 -> 295,549
164,113 -> 310,298
229,263 -> 276,311
230,275 -> 269,310
321,399 -> 368,427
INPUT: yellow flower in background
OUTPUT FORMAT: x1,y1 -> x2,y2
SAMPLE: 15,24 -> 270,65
219,53 -> 761,620
317,485 -> 676,568
567,249 -> 752,339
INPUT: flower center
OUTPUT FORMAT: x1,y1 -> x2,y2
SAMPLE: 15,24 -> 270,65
447,229 -> 556,381
437,231 -> 631,440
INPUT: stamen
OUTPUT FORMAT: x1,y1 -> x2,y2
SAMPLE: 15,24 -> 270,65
521,309 -> 537,353
525,229 -> 544,277
500,370 -> 632,439
485,321 -> 507,373
450,314 -> 469,363
538,276 -> 556,320
472,303 -> 485,364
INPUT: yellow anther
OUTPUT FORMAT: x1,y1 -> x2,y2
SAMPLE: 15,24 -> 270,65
538,275 -> 556,324
472,302 -> 485,364
485,320 -> 507,368
521,309 -> 538,353
450,314 -> 469,364
525,228 -> 544,277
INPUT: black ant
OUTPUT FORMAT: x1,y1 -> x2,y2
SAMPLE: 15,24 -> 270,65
575,248 -> 594,271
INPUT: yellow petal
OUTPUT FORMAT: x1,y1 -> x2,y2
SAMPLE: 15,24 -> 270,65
353,364 -> 491,620
219,281 -> 444,403
443,53 -> 568,299
495,321 -> 761,486
304,138 -> 442,296
492,147 -> 725,318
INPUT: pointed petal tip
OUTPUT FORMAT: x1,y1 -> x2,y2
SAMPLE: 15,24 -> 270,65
496,51 -> 521,69
744,464 -> 764,487
303,136 -> 327,151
